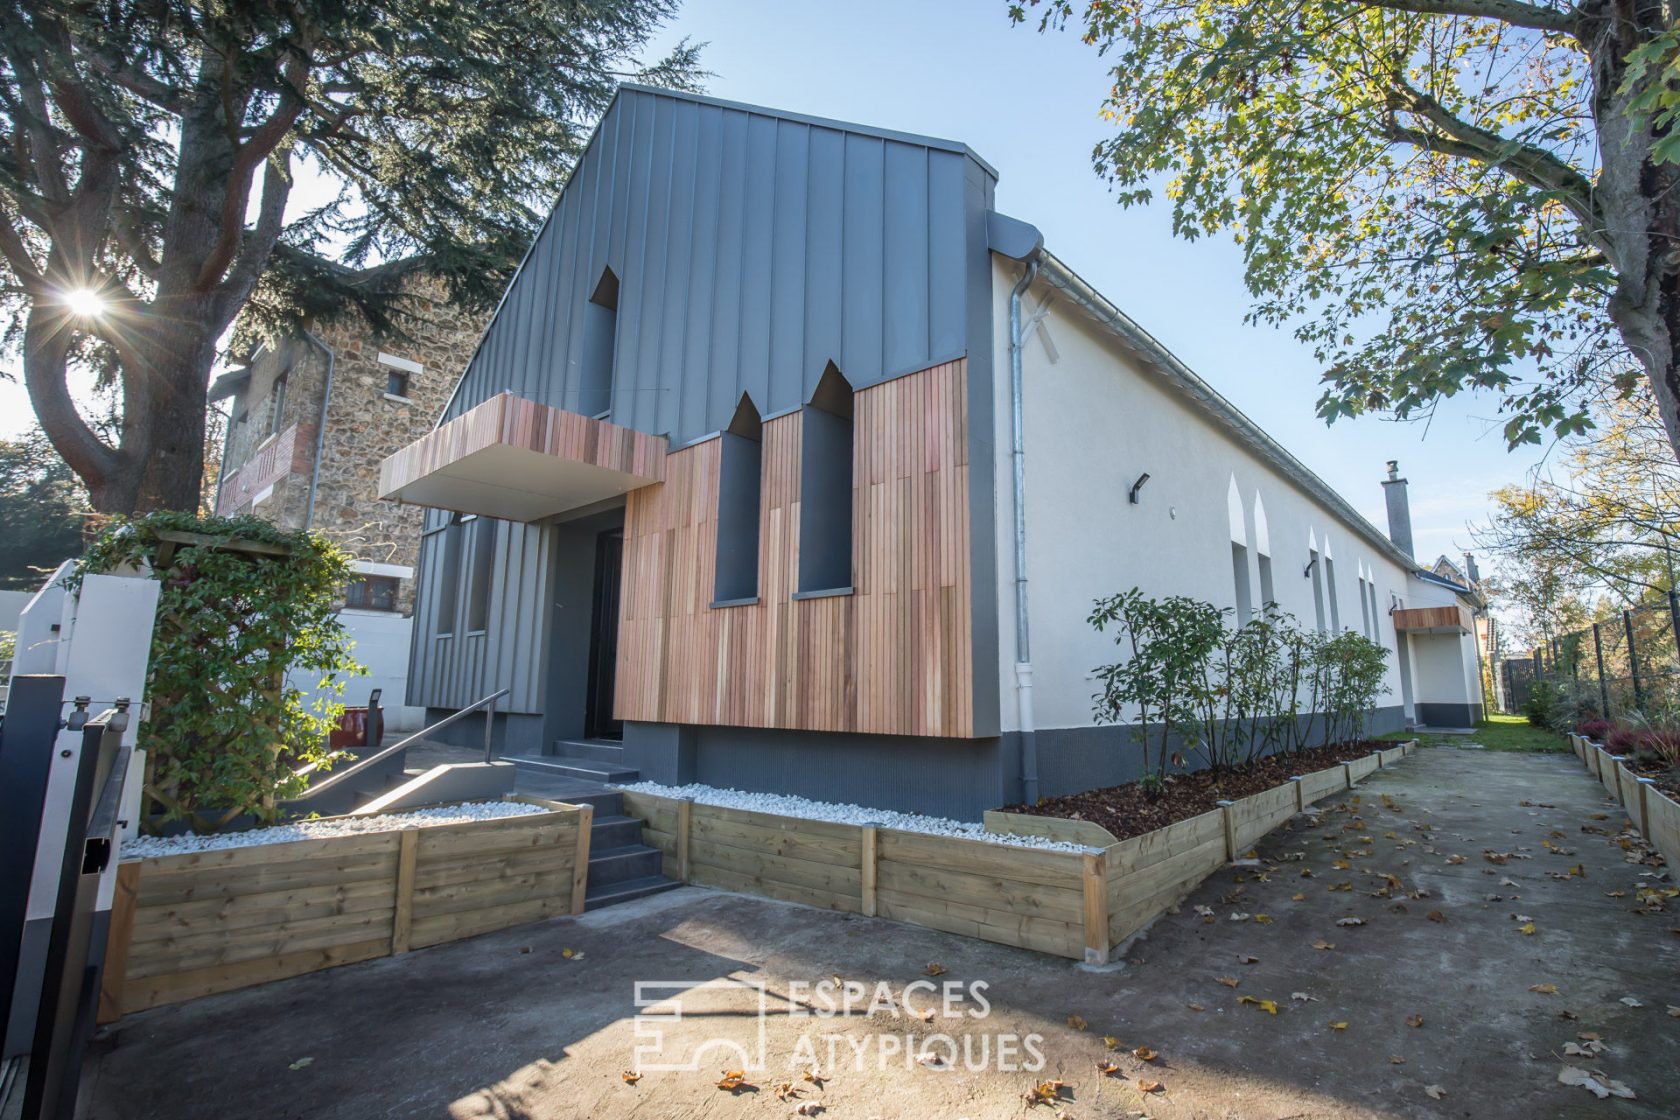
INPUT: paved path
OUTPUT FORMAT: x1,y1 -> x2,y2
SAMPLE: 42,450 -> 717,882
82,747 -> 1679,1119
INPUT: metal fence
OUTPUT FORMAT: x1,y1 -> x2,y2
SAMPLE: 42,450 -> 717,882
1506,592 -> 1680,720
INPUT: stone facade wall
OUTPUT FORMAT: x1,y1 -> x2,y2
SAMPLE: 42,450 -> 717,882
214,277 -> 489,615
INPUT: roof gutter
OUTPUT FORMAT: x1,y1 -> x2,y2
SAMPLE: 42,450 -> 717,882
1033,250 -> 1421,576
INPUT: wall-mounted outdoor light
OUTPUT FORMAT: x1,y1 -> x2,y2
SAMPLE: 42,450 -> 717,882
1128,472 -> 1151,504
1303,554 -> 1319,579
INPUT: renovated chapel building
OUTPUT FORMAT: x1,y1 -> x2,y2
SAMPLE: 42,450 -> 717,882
380,87 -> 1486,817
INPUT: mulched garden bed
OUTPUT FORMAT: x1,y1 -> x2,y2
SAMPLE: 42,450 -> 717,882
1623,756 -> 1680,802
999,740 -> 1392,842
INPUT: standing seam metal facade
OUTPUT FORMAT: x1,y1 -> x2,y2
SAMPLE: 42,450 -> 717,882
408,87 -> 1001,723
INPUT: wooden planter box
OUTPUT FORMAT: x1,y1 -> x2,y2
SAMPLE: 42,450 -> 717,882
100,799 -> 590,1019
1595,746 -> 1622,801
1644,782 -> 1680,873
621,743 -> 1419,965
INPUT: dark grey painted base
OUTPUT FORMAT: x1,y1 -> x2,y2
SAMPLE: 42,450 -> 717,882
620,706 -> 1406,820
1027,705 -> 1406,802
622,721 -> 1021,820
422,709 -> 546,756
1415,702 -> 1484,729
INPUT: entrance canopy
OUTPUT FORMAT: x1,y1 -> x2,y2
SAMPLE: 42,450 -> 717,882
1392,604 -> 1473,636
378,392 -> 666,522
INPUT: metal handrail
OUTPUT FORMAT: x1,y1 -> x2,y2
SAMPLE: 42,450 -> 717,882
290,687 -> 509,803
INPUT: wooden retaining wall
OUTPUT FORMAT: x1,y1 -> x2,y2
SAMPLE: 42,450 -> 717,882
1570,733 -> 1680,875
101,800 -> 589,1019
621,743 -> 1419,964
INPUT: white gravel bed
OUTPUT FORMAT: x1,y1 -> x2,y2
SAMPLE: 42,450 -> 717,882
122,800 -> 549,858
612,781 -> 1093,853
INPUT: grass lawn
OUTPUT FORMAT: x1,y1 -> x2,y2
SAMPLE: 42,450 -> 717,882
1379,713 -> 1570,752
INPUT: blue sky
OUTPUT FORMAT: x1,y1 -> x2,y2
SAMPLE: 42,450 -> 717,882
639,0 -> 1550,566
0,0 -> 1549,568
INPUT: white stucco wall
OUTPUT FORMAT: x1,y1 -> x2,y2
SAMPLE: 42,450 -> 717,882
288,609 -> 425,732
989,257 -> 1416,733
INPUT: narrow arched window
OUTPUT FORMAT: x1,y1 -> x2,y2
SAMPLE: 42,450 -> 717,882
714,394 -> 763,604
578,267 -> 619,417
796,362 -> 854,596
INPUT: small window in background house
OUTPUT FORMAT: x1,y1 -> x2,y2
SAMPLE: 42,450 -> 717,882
386,370 -> 410,398
465,516 -> 497,632
345,574 -> 400,611
714,394 -> 763,603
578,267 -> 619,417
435,517 -> 464,635
270,372 -> 288,434
797,362 -> 854,595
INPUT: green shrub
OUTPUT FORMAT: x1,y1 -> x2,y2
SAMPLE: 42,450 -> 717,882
75,512 -> 360,830
1524,679 -> 1559,728
1091,590 -> 1391,786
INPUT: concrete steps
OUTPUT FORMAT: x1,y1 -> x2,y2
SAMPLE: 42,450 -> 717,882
506,753 -> 638,784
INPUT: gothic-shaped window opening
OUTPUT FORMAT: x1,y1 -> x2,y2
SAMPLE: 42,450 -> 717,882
714,394 -> 763,604
796,362 -> 854,596
578,267 -> 619,418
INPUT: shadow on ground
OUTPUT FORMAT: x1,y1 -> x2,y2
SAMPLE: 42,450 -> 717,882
80,748 -> 1680,1119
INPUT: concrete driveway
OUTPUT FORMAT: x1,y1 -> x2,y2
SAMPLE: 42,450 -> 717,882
81,747 -> 1680,1119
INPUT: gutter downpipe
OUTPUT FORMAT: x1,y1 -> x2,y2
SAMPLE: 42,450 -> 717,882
1010,256 -> 1042,806
301,331 -> 336,530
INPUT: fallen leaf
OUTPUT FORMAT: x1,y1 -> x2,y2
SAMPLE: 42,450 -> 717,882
1292,892 -> 1307,901
1236,996 -> 1278,1015
1329,1021 -> 1348,1030
793,1103 -> 824,1117
1406,1014 -> 1424,1028
1390,1055 -> 1405,1065
1518,922 -> 1537,936
1529,984 -> 1559,995
1102,1035 -> 1122,1050
288,1058 -> 313,1071
1067,1015 -> 1088,1031
717,1070 -> 753,1092
1096,1060 -> 1121,1077
925,962 -> 947,977
1426,910 -> 1446,923
1312,939 -> 1335,950
1187,1001 -> 1204,1012
561,947 -> 575,958
1133,1046 -> 1158,1062
1137,1079 -> 1164,1093
1619,996 -> 1644,1008
1291,991 -> 1319,1002
1229,911 -> 1251,921
621,1070 -> 641,1084
1238,953 -> 1260,964
1216,976 -> 1241,989
1424,1084 -> 1447,1099
1336,916 -> 1366,927
1254,914 -> 1273,924
916,1054 -> 946,1069
1558,1065 -> 1637,1099
1025,1079 -> 1068,1104
1668,1006 -> 1680,1018
1194,905 -> 1215,918
1446,855 -> 1466,865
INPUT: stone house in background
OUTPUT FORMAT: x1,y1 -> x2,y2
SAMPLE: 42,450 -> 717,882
209,278 -> 488,729
210,278 -> 487,615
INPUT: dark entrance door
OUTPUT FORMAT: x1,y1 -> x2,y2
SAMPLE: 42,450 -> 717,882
584,529 -> 624,740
